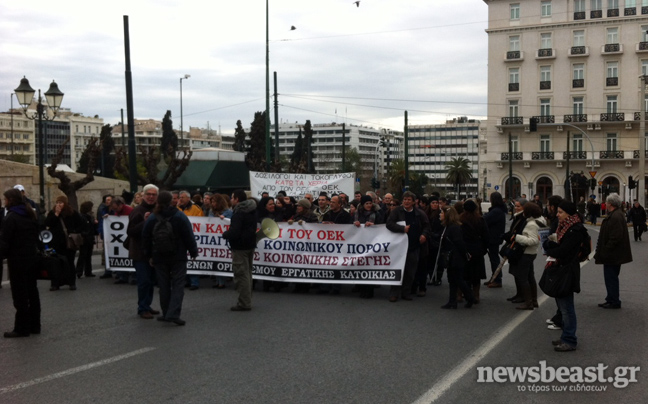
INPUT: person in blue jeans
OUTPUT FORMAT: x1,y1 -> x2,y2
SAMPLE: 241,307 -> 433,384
594,193 -> 632,309
126,184 -> 160,319
543,201 -> 587,352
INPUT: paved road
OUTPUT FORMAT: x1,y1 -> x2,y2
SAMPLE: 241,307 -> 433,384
0,224 -> 646,403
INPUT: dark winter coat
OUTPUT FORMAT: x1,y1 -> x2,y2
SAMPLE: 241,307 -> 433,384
142,206 -> 198,264
543,222 -> 586,294
223,199 -> 258,250
0,206 -> 39,266
594,208 -> 633,265
44,209 -> 84,254
483,204 -> 507,246
127,201 -> 156,261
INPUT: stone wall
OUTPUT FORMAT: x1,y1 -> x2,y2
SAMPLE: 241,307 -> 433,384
0,159 -> 132,210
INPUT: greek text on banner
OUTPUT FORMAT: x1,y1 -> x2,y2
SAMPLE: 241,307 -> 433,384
104,216 -> 408,286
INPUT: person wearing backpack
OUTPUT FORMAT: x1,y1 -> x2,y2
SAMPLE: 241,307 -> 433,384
127,184 -> 161,320
222,189 -> 258,311
142,191 -> 198,325
594,193 -> 632,309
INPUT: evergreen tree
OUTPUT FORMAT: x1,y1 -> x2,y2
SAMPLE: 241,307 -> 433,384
99,124 -> 115,178
290,130 -> 306,172
245,111 -> 267,171
161,110 -> 178,159
303,120 -> 315,173
233,120 -> 246,152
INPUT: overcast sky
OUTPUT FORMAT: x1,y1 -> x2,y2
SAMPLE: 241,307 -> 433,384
0,0 -> 489,135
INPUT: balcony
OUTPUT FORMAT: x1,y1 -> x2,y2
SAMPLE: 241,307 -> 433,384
501,116 -> 523,125
600,113 -> 625,121
606,77 -> 619,86
600,150 -> 624,159
625,7 -> 637,16
591,9 -> 603,18
564,114 -> 588,123
508,83 -> 519,92
532,115 -> 555,124
501,152 -> 523,161
569,46 -> 588,57
634,112 -> 648,120
506,51 -> 522,60
574,11 -> 585,20
637,42 -> 648,52
573,78 -> 584,88
532,151 -> 554,160
563,151 -> 587,160
603,43 -> 622,54
537,48 -> 554,58
633,150 -> 648,158
607,8 -> 619,17
540,81 -> 551,90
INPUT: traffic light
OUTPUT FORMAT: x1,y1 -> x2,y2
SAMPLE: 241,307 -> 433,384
628,176 -> 636,189
371,177 -> 378,189
590,178 -> 596,190
530,117 -> 538,132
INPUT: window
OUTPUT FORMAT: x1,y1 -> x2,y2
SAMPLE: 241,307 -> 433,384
510,3 -> 520,19
75,125 -> 78,132
607,61 -> 618,77
541,1 -> 552,16
541,33 -> 552,48
573,63 -> 585,80
627,0 -> 636,7
607,27 -> 618,44
608,0 -> 618,8
509,100 -> 519,117
642,25 -> 648,42
607,95 -> 618,113
606,133 -> 618,151
540,135 -> 551,152
645,94 -> 648,112
591,0 -> 602,10
573,97 -> 584,114
509,68 -> 520,91
642,60 -> 648,75
575,0 -> 586,12
573,134 -> 584,152
511,135 -> 519,152
23,134 -> 29,140
540,66 -> 551,82
509,35 -> 520,51
540,99 -> 551,116
573,30 -> 585,46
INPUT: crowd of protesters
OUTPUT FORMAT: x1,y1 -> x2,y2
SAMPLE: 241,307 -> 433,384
0,184 -> 641,351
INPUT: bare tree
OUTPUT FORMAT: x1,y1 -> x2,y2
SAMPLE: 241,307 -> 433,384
47,137 -> 100,210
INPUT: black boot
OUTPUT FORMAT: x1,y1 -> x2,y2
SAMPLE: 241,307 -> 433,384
516,284 -> 534,310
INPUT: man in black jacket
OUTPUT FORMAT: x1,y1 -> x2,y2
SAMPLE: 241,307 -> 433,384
386,191 -> 430,302
223,189 -> 257,311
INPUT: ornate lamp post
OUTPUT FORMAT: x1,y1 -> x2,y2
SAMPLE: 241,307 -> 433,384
14,76 -> 64,218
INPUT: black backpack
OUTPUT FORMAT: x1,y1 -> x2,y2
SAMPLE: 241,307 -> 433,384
577,226 -> 592,262
152,215 -> 176,258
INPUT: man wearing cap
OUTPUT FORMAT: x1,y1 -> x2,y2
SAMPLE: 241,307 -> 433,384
13,185 -> 37,211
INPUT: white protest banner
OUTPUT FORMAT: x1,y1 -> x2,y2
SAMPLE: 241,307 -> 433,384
104,216 -> 407,285
249,171 -> 355,199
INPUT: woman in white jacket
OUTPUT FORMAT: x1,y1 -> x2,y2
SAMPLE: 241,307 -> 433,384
511,202 -> 546,310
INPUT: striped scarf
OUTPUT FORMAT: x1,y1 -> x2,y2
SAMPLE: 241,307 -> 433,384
556,214 -> 581,242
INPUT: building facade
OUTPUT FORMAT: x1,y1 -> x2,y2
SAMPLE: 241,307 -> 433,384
263,122 -> 404,187
0,112 -> 35,164
484,0 -> 648,205
409,117 -> 483,197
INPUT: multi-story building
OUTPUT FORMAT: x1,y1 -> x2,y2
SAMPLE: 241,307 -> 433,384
0,111 -> 35,164
484,0 -> 648,205
409,117 -> 483,197
265,122 -> 404,182
59,109 -> 104,171
111,120 -> 216,155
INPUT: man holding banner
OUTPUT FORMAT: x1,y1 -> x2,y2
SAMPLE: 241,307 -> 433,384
222,189 -> 257,312
386,191 -> 430,302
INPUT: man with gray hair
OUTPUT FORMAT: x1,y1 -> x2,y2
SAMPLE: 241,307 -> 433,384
594,193 -> 632,309
127,184 -> 161,319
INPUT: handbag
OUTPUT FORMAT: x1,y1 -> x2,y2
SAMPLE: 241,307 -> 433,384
539,261 -> 578,298
499,240 -> 524,264
61,217 -> 84,251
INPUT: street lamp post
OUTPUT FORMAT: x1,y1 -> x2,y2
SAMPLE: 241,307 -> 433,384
14,76 -> 64,219
180,74 -> 190,149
